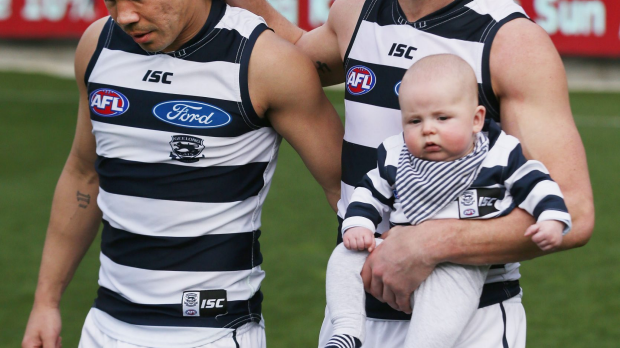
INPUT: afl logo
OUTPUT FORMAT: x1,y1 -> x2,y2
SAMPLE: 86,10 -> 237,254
185,309 -> 197,315
346,65 -> 376,95
89,89 -> 130,117
463,209 -> 476,216
153,101 -> 232,128
394,81 -> 401,96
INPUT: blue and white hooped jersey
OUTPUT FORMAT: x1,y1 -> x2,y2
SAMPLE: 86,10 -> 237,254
85,2 -> 277,346
338,0 -> 529,319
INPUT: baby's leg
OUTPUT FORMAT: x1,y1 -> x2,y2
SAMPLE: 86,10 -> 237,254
405,263 -> 490,348
325,239 -> 383,346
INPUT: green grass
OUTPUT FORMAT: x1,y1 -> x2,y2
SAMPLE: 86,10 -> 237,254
1,71 -> 619,347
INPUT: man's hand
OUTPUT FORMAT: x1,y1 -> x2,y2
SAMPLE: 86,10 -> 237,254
22,304 -> 62,348
343,227 -> 376,251
361,225 -> 436,313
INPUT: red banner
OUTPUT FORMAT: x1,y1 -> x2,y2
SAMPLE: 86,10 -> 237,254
0,0 -> 107,38
1,0 -> 618,57
520,0 -> 620,57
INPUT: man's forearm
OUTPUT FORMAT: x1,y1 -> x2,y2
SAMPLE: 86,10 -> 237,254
422,208 -> 543,266
33,156 -> 102,307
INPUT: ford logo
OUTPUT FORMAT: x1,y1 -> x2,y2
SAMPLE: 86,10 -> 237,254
153,100 -> 232,128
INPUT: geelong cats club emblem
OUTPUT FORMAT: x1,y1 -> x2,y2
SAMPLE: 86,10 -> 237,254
169,135 -> 206,163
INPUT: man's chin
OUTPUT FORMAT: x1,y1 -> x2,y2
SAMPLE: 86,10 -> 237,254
137,42 -> 166,53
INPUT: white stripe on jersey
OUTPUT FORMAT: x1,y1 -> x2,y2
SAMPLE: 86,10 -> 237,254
99,189 -> 261,237
348,21 -> 484,82
99,253 -> 264,305
343,100 -> 401,149
92,121 -> 277,167
466,0 -> 527,21
478,131 -> 518,169
214,6 -> 267,37
90,48 -> 242,102
349,186 -> 391,216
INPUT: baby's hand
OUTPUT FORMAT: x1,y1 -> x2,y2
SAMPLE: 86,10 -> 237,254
343,227 -> 376,252
524,220 -> 565,251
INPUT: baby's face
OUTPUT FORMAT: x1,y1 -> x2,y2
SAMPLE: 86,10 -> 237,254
400,78 -> 484,161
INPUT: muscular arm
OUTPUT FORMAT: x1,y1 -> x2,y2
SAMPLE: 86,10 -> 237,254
248,30 -> 344,211
228,0 -> 363,85
22,18 -> 106,348
431,19 -> 594,264
362,19 -> 594,312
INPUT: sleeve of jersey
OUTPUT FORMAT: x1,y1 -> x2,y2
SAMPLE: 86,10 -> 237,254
503,148 -> 572,235
342,145 -> 395,234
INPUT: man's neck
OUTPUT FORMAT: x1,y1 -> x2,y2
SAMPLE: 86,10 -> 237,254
397,0 -> 455,22
164,0 -> 212,52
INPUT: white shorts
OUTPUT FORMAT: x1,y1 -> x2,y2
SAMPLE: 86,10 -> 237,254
318,292 -> 526,348
79,310 -> 266,348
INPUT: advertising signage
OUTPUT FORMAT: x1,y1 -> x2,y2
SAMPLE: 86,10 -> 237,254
0,0 -> 618,57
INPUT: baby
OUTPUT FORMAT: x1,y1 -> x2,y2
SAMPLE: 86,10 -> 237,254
324,54 -> 571,348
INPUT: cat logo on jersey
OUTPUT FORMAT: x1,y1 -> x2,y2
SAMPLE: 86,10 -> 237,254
346,65 -> 376,95
169,135 -> 206,163
89,88 -> 130,117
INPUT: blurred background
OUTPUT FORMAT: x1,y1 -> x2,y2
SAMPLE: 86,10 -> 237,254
1,0 -> 619,347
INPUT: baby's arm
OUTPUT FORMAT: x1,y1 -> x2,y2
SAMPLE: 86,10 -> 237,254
341,141 -> 397,249
343,227 -> 377,252
504,152 -> 572,250
524,220 -> 565,251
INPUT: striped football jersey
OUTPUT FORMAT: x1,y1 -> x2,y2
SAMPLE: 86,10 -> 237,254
85,2 -> 277,346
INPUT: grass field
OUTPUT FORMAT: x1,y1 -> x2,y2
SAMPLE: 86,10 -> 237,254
1,71 -> 619,347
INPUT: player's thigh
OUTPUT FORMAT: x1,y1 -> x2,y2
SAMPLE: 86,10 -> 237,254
454,294 -> 526,348
319,307 -> 408,348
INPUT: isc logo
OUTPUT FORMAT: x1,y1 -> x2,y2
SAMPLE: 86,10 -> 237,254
201,299 -> 225,309
388,43 -> 417,59
143,70 -> 173,84
89,89 -> 130,117
346,65 -> 376,96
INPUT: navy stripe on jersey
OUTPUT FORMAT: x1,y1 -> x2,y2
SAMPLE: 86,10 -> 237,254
89,83 -> 256,138
342,140 -> 377,187
480,12 -> 529,121
365,280 -> 521,320
96,156 -> 267,203
345,58 -> 488,113
239,24 -> 271,128
345,202 -> 383,227
532,196 -> 569,220
101,221 -> 262,272
471,166 -> 504,187
84,18 -> 113,86
387,0 -> 493,43
345,59 -> 403,110
94,286 -> 262,328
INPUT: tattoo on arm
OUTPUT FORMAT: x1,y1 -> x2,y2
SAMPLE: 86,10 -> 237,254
316,61 -> 331,74
77,191 -> 91,209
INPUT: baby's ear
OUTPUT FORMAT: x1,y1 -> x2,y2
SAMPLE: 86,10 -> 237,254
472,105 -> 486,133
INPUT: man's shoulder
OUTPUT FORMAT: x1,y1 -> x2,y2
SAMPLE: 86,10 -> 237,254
75,17 -> 110,83
327,0 -> 366,41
